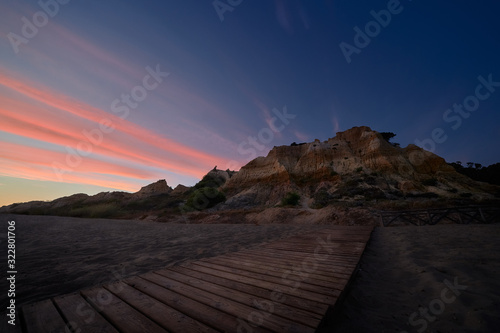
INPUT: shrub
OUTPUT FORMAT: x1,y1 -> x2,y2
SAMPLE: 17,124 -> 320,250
381,132 -> 396,142
88,203 -> 120,218
380,132 -> 400,146
67,203 -> 120,218
312,189 -> 331,209
355,167 -> 363,173
194,173 -> 226,189
281,192 -> 300,206
186,187 -> 226,210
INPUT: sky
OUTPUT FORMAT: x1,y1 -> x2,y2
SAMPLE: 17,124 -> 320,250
0,0 -> 499,206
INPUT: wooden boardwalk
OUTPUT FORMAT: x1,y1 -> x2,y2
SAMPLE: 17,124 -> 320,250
20,226 -> 373,333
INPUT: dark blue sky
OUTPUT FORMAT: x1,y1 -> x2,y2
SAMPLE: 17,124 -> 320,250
1,0 -> 499,204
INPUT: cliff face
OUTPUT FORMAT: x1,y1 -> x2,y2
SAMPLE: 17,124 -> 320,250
222,126 -> 496,208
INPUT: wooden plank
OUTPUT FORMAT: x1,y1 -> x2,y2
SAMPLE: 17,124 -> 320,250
105,281 -> 218,333
53,293 -> 119,333
271,238 -> 369,246
238,247 -> 361,265
155,268 -> 321,328
235,250 -> 358,268
168,265 -> 328,316
244,247 -> 361,260
259,245 -> 366,257
314,226 -> 373,231
240,248 -> 361,266
141,271 -> 314,333
180,262 -> 338,304
313,227 -> 373,233
224,252 -> 354,279
124,275 -> 264,333
193,261 -> 341,298
205,256 -> 347,290
259,240 -> 365,253
283,230 -> 372,237
220,253 -> 356,281
231,251 -> 356,277
22,299 -> 69,333
312,229 -> 373,237
80,287 -> 167,333
247,247 -> 363,262
267,235 -> 371,244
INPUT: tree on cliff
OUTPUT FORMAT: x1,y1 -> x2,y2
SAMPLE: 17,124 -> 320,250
380,132 -> 400,147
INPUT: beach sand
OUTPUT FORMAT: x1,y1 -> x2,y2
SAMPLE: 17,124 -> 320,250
0,213 -> 328,328
2,214 -> 498,332
320,224 -> 500,332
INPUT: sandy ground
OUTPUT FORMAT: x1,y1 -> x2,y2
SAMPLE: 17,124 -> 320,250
1,214 -> 498,332
0,214 -> 328,332
320,224 -> 500,333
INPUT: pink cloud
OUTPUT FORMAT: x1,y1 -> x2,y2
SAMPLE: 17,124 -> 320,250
0,104 -> 210,179
0,70 -> 229,178
293,130 -> 309,142
0,142 -> 156,181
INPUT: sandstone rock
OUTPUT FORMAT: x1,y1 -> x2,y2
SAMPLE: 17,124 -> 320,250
223,126 -> 497,207
171,184 -> 190,196
134,179 -> 172,197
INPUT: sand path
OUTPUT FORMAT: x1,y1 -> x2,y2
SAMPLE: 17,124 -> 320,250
321,224 -> 500,332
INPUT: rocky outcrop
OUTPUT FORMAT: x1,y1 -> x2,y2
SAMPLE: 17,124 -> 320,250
222,126 -> 497,208
226,127 -> 447,188
134,179 -> 172,198
171,184 -> 190,196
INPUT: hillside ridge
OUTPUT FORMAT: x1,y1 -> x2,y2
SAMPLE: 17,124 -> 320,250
2,126 -> 498,224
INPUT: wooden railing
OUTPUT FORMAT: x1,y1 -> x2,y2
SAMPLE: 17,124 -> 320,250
375,206 -> 500,227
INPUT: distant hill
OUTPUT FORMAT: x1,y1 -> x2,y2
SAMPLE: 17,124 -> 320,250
449,162 -> 500,187
2,126 -> 498,224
